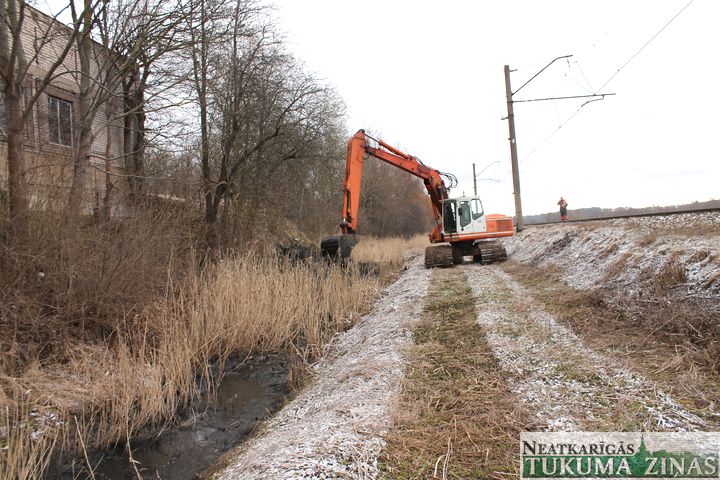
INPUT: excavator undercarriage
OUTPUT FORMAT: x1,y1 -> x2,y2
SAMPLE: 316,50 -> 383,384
424,240 -> 508,268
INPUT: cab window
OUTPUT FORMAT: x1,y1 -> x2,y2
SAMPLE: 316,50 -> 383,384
471,198 -> 483,220
459,201 -> 471,228
443,201 -> 457,233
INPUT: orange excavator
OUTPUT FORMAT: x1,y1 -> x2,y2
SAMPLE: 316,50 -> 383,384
321,129 -> 514,268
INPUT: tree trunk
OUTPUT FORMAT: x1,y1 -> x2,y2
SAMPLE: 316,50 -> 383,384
5,87 -> 29,242
133,81 -> 146,196
121,69 -> 147,206
68,2 -> 96,219
68,117 -> 92,218
102,105 -> 114,222
203,101 -> 219,253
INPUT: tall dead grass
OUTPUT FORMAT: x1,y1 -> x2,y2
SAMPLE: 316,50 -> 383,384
2,230 -> 426,478
350,234 -> 427,266
0,400 -> 60,479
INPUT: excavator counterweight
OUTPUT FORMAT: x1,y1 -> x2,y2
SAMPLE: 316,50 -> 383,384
321,130 -> 514,267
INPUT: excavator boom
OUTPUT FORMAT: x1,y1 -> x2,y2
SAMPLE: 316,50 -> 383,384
321,130 -> 449,258
339,130 -> 447,240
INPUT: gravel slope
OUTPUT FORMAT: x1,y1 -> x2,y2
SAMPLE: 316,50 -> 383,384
504,214 -> 720,304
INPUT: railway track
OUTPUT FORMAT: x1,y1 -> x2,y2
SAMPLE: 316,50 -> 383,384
524,206 -> 720,227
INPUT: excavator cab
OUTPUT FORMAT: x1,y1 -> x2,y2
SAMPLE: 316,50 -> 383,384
424,195 -> 513,268
441,196 -> 487,237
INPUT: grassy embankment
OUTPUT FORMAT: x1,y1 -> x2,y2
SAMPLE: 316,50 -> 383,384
502,260 -> 720,428
501,220 -> 720,424
0,225 -> 427,479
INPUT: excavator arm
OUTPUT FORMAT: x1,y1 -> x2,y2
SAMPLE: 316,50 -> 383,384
321,129 -> 450,258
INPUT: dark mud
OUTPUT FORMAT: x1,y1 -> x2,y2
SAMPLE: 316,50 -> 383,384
49,355 -> 289,480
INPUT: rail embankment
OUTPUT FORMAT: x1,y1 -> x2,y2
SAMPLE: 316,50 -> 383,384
500,215 -> 720,422
505,212 -> 720,309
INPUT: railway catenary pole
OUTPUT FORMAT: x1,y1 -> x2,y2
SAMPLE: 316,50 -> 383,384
504,65 -> 524,232
473,161 -> 500,197
472,163 -> 477,196
503,55 -> 614,233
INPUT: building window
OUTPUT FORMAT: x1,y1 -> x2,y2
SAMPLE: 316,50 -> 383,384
48,95 -> 72,146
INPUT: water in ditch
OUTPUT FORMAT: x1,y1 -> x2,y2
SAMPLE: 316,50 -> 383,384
49,355 -> 290,480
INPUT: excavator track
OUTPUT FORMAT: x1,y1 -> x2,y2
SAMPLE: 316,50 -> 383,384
475,240 -> 507,265
424,245 -> 454,268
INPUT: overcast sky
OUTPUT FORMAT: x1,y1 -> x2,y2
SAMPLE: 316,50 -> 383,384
271,0 -> 719,216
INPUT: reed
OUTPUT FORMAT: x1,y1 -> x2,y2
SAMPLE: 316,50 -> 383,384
2,236 -> 424,479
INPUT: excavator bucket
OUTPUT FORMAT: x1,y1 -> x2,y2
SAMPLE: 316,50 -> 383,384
320,234 -> 358,260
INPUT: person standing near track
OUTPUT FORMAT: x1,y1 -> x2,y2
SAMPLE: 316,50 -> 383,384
558,197 -> 569,222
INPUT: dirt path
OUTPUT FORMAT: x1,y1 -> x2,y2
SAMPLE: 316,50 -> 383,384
379,267 -> 535,480
215,258 -> 430,480
464,263 -> 715,432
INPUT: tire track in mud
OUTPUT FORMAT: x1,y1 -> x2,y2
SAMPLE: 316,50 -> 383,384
464,263 -> 713,432
216,257 -> 430,480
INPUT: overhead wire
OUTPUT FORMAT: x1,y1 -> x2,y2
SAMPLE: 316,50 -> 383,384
499,57 -> 574,159
498,0 -> 696,182
596,0 -> 695,92
498,102 -> 587,182
576,61 -> 595,92
498,60 -> 593,182
563,61 -> 594,94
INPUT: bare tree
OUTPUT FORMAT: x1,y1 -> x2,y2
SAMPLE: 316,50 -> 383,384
3,0 -> 348,248
184,0 -> 347,250
114,0 -> 192,204
63,0 -> 192,216
67,0 -> 100,218
184,0 -> 235,250
359,158 -> 435,237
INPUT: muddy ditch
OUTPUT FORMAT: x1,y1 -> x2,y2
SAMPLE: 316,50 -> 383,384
47,355 -> 290,480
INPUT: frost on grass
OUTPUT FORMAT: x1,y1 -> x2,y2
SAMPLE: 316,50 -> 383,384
465,265 -> 714,432
216,258 -> 429,480
503,213 -> 720,303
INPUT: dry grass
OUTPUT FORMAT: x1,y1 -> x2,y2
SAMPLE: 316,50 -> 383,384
652,252 -> 688,296
351,234 -> 428,266
637,232 -> 657,246
0,400 -> 60,479
380,268 -> 536,480
2,255 -> 382,478
1,225 -> 426,478
599,251 -> 633,282
501,260 -> 720,426
0,207 -> 197,376
185,253 -> 381,361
